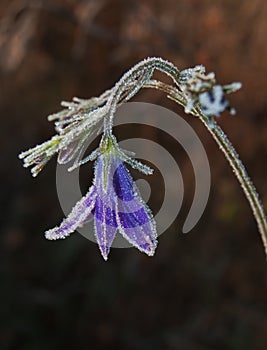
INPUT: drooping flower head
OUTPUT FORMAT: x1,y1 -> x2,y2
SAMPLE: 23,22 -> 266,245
19,57 -> 245,261
45,134 -> 158,260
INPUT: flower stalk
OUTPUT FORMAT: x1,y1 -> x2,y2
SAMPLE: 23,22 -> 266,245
199,115 -> 267,253
143,79 -> 267,257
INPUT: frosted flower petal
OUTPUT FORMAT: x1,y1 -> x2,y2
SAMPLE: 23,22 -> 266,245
45,186 -> 97,240
45,140 -> 157,260
112,159 -> 157,256
93,156 -> 119,259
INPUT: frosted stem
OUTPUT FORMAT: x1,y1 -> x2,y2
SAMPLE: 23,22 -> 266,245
104,57 -> 180,135
143,79 -> 267,258
199,114 -> 267,256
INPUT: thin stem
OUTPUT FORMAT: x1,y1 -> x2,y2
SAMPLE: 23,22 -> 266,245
143,79 -> 267,258
105,57 -> 180,134
199,114 -> 267,256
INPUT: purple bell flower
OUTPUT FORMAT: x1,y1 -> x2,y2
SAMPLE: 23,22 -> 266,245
45,135 -> 157,260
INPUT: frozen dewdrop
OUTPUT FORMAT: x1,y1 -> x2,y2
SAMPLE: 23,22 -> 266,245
229,108 -> 236,115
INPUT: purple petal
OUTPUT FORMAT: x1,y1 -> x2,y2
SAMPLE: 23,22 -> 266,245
113,163 -> 134,201
78,211 -> 94,225
113,161 -> 158,256
94,197 -> 118,260
117,202 -> 157,256
45,186 -> 97,240
95,197 -> 117,227
93,154 -> 158,258
93,155 -> 119,259
118,208 -> 150,228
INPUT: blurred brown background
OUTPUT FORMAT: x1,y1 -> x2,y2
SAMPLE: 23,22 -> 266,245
1,0 -> 267,349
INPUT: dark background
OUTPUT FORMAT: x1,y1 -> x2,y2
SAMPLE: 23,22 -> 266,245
1,1 -> 267,349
